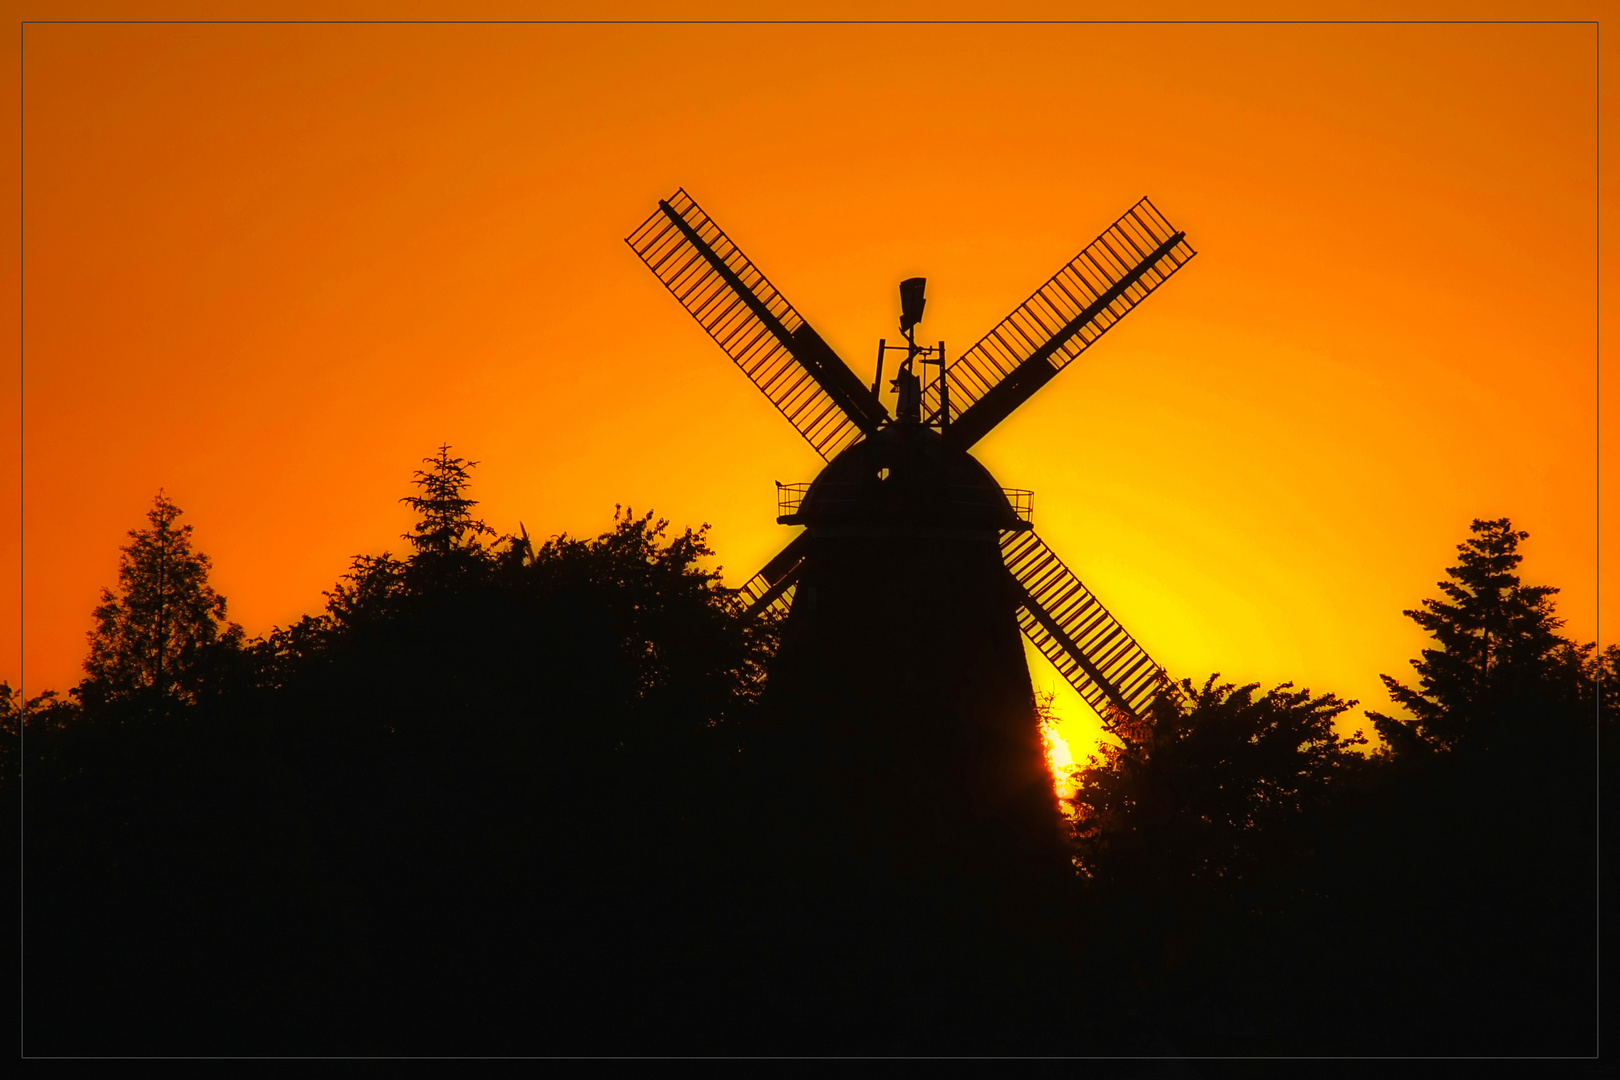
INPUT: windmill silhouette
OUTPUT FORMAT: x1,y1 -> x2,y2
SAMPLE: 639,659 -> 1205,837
627,190 -> 1196,880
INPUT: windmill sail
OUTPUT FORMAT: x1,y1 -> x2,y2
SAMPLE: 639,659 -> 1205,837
732,531 -> 809,620
1002,529 -> 1168,721
628,190 -> 888,460
937,199 -> 1195,449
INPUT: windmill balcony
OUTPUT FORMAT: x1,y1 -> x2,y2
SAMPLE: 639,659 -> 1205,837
776,481 -> 814,520
1002,487 -> 1035,523
776,479 -> 1033,527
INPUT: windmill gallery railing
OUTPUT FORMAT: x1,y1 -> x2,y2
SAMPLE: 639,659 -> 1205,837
775,482 -> 812,519
774,481 -> 1033,525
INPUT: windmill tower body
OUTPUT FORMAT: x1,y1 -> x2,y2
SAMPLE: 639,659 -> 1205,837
765,424 -> 1066,886
627,189 -> 1197,888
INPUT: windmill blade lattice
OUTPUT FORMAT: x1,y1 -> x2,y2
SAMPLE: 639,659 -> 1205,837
936,199 -> 1196,449
731,531 -> 808,620
1002,529 -> 1170,721
627,190 -> 888,460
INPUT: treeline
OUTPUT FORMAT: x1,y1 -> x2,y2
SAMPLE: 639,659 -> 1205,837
7,448 -> 1608,1056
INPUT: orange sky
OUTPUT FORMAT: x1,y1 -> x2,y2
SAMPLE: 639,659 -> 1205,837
5,6 -> 1612,761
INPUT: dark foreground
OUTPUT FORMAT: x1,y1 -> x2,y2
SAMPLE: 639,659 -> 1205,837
16,609 -> 1600,1056
12,498 -> 1604,1056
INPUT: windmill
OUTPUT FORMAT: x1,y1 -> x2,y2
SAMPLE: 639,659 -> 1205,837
627,190 -> 1195,880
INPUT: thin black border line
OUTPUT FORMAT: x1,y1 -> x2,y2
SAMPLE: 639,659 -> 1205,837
8,18 -> 1609,25
15,15 -> 22,1062
1593,17 -> 1603,1062
15,14 -> 1607,1062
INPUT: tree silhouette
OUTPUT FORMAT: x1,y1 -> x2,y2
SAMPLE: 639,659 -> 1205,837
79,491 -> 243,707
1244,517 -> 1602,1056
1070,676 -> 1365,896
400,444 -> 499,593
1370,517 -> 1573,755
519,505 -> 771,737
1055,677 -> 1369,1053
30,448 -> 1602,1054
251,448 -> 494,677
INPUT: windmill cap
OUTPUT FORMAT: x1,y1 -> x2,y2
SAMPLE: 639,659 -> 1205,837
788,424 -> 1023,534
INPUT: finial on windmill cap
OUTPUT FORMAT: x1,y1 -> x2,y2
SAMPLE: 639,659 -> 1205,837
899,277 -> 926,334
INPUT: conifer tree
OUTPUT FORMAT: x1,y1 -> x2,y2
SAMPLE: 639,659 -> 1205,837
1369,517 -> 1567,755
399,445 -> 498,591
81,491 -> 242,705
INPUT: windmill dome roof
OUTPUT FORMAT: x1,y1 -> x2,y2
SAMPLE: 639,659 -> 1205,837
788,424 -> 1024,534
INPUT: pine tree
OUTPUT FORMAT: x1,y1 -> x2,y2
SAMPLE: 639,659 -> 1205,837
81,491 -> 242,705
252,447 -> 501,680
1369,518 -> 1567,755
399,445 -> 498,591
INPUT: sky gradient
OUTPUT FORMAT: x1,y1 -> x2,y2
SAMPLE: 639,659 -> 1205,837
8,7 -> 1610,762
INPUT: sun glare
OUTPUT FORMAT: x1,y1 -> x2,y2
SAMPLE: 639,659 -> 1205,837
1041,716 -> 1079,804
